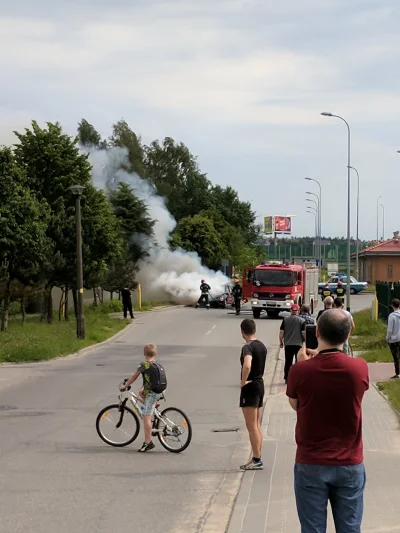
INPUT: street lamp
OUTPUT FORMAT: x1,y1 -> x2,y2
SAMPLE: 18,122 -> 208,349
307,209 -> 318,242
381,203 -> 385,241
305,178 -> 322,270
69,184 -> 86,340
349,166 -> 360,279
321,112 -> 351,312
376,195 -> 382,242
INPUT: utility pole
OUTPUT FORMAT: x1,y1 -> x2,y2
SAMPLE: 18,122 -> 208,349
69,185 -> 86,339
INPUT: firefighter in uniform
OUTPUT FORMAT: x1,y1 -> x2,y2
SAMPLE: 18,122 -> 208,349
196,279 -> 211,309
335,280 -> 346,304
322,282 -> 333,302
232,278 -> 242,315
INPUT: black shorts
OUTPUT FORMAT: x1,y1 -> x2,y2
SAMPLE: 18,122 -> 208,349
240,381 -> 264,408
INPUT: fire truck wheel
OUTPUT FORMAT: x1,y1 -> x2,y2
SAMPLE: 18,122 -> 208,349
252,308 -> 261,319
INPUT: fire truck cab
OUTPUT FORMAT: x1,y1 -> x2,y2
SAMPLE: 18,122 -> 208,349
242,261 -> 318,319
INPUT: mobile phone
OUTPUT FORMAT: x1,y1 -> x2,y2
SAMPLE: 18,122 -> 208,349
305,325 -> 318,350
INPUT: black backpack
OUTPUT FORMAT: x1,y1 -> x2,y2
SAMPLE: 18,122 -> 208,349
149,362 -> 167,394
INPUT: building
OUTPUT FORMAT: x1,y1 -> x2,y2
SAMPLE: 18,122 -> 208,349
359,231 -> 400,283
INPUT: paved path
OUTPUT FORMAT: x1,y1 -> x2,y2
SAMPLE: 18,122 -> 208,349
0,306 -> 281,533
228,347 -> 400,533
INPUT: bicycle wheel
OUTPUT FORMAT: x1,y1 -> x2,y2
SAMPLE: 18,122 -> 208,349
96,404 -> 140,447
155,407 -> 192,453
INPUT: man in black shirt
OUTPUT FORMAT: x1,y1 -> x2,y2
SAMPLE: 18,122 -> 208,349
232,278 -> 242,315
239,319 -> 267,471
195,279 -> 211,309
121,287 -> 134,319
316,295 -> 334,322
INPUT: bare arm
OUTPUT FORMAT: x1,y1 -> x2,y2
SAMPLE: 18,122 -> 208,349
241,355 -> 252,388
289,398 -> 298,411
279,330 -> 284,347
121,370 -> 141,390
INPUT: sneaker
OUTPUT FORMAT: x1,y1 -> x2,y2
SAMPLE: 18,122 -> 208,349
138,441 -> 155,453
240,459 -> 264,471
390,375 -> 400,379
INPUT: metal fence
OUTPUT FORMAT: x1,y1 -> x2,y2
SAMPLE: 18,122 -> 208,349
376,281 -> 400,322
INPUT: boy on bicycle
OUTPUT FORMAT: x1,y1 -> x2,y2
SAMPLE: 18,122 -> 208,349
120,343 -> 166,452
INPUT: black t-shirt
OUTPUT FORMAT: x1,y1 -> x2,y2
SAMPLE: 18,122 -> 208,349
317,308 -> 329,322
240,340 -> 267,383
232,284 -> 242,298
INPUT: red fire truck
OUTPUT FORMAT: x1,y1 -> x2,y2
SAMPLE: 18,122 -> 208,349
242,261 -> 319,319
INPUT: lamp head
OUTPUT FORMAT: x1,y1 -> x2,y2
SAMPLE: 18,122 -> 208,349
321,112 -> 333,117
69,184 -> 86,196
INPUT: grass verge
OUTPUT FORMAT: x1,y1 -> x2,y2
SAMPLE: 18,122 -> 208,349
0,304 -> 130,364
352,310 -> 390,363
377,381 -> 400,413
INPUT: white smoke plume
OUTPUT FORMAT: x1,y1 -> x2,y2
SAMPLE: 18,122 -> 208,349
87,146 -> 230,304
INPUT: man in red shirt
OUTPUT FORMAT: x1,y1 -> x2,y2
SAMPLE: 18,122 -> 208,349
287,309 -> 369,533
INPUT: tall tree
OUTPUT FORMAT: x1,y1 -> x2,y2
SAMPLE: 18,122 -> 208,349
0,147 -> 51,331
77,118 -> 107,149
144,137 -> 212,221
109,119 -> 144,176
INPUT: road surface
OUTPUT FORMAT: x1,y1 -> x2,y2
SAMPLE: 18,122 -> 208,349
0,306 -> 280,533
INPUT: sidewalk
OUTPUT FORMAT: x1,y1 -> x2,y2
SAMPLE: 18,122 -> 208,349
228,351 -> 400,533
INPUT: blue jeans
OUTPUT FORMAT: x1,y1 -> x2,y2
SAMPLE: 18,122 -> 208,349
294,462 -> 366,533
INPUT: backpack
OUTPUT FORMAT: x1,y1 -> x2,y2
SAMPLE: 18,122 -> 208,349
149,362 -> 167,394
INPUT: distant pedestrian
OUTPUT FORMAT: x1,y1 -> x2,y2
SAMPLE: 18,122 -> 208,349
121,287 -> 134,319
386,298 -> 400,379
335,280 -> 346,304
321,282 -> 333,302
287,309 -> 369,533
279,304 -> 306,382
232,278 -> 242,315
196,279 -> 211,309
239,319 -> 267,471
334,297 -> 355,355
316,295 -> 333,322
299,304 -> 314,325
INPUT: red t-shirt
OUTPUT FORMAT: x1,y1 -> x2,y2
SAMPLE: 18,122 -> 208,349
286,351 -> 369,465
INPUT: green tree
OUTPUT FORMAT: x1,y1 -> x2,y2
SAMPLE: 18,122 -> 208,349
144,137 -> 212,220
77,118 -> 107,149
175,214 -> 228,269
109,119 -> 144,176
0,147 -> 51,331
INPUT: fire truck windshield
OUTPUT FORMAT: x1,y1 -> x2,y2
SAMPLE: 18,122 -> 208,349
254,269 -> 295,287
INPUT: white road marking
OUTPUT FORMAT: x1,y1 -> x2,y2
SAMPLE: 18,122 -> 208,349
206,325 -> 217,336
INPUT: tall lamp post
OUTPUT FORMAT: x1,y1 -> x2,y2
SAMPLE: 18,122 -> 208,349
307,209 -> 318,253
321,112 -> 351,312
349,166 -> 360,279
69,185 -> 86,339
381,203 -> 385,241
306,198 -> 319,263
376,195 -> 382,242
305,178 -> 322,268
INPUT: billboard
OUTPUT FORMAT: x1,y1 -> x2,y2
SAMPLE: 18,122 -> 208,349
264,216 -> 274,234
274,216 -> 292,234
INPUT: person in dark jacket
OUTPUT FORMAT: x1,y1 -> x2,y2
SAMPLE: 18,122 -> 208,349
121,287 -> 134,319
321,283 -> 333,302
232,279 -> 242,315
196,280 -> 211,309
335,280 -> 346,304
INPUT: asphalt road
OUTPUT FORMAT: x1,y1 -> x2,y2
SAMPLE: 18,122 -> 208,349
0,305 -> 281,533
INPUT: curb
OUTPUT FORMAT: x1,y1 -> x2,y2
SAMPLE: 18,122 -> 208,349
0,305 -> 181,367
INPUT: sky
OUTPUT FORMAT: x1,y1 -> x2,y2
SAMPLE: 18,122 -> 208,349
1,0 -> 399,240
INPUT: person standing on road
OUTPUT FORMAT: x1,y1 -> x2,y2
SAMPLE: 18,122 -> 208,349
239,319 -> 267,471
335,280 -> 346,304
232,278 -> 242,315
196,279 -> 211,309
279,304 -> 306,382
334,297 -> 355,355
316,295 -> 334,322
321,283 -> 333,302
299,304 -> 315,325
287,309 -> 369,533
386,298 -> 400,379
121,287 -> 134,319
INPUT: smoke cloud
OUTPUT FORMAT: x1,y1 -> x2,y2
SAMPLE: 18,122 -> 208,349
88,146 -> 230,304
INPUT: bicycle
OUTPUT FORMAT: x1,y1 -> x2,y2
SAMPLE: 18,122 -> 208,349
96,379 -> 192,453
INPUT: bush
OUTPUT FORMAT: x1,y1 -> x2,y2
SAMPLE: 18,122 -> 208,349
0,300 -> 21,317
98,300 -> 123,313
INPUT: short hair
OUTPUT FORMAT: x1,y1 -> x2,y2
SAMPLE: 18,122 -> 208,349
241,319 -> 256,335
392,299 -> 400,309
144,343 -> 157,357
301,304 -> 310,314
317,309 -> 351,345
324,296 -> 334,307
333,297 -> 344,308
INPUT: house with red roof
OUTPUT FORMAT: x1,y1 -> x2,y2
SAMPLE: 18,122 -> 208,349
359,231 -> 400,283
